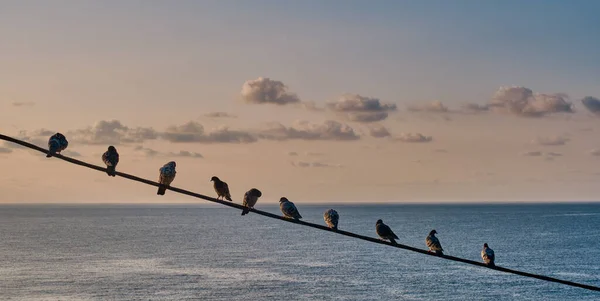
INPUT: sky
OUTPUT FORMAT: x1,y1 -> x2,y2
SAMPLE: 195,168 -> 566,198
1,0 -> 600,204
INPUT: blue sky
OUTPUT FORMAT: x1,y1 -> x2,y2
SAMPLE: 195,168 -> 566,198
2,1 -> 600,203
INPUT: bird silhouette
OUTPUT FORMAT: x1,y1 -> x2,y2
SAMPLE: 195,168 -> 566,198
241,188 -> 262,215
46,133 -> 68,158
481,243 -> 495,266
323,209 -> 339,230
157,161 -> 176,195
102,146 -> 119,177
376,219 -> 399,244
279,197 -> 302,219
210,176 -> 232,201
426,230 -> 444,255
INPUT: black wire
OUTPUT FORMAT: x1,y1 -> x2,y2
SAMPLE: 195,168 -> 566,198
1,133 -> 598,292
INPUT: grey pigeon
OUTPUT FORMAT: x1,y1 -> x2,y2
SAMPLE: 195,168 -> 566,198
279,197 -> 302,219
102,146 -> 119,177
157,161 -> 176,195
426,229 -> 444,255
210,176 -> 232,201
46,133 -> 68,158
323,209 -> 339,230
376,219 -> 398,244
481,243 -> 495,266
241,188 -> 262,215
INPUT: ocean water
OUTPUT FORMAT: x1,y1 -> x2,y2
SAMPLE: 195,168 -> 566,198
0,203 -> 599,300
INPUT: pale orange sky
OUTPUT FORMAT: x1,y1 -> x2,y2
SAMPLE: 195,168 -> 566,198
1,2 -> 600,204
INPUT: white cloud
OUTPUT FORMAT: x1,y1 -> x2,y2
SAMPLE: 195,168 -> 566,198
69,120 -> 158,145
241,77 -> 300,105
327,94 -> 396,123
394,133 -> 432,143
12,101 -> 35,107
162,122 -> 257,143
204,112 -> 237,118
259,120 -> 360,141
581,96 -> 600,115
489,86 -> 573,117
407,100 -> 448,113
368,124 -> 391,138
531,136 -> 569,146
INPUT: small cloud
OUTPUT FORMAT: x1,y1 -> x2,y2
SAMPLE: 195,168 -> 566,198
546,152 -> 562,157
162,122 -> 257,144
241,77 -> 300,105
394,133 -> 432,143
305,151 -> 324,156
169,150 -> 203,158
531,136 -> 569,146
460,103 -> 489,113
69,120 -> 159,145
0,147 -> 13,154
522,151 -> 543,157
291,161 -> 342,168
368,124 -> 391,138
12,101 -> 35,107
134,146 -> 160,157
489,86 -> 573,117
407,100 -> 448,113
204,112 -> 237,118
327,94 -> 396,123
258,120 -> 360,141
288,151 -> 299,156
589,149 -> 600,156
581,96 -> 600,115
299,101 -> 325,111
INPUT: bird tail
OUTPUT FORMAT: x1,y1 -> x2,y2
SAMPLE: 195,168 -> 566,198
389,238 -> 397,245
157,185 -> 167,195
332,225 -> 338,230
241,207 -> 250,215
436,250 -> 444,256
225,195 -> 232,202
46,153 -> 52,158
106,166 -> 116,177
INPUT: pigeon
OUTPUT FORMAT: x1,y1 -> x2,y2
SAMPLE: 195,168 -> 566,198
157,161 -> 176,195
376,219 -> 398,244
323,209 -> 339,230
102,146 -> 119,177
210,176 -> 232,201
279,197 -> 302,219
426,229 -> 444,255
241,188 -> 262,215
481,243 -> 495,266
46,133 -> 68,158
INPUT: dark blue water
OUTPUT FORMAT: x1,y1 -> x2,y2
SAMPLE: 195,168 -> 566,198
0,204 -> 599,300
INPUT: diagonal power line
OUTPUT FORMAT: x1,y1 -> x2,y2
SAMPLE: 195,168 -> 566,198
1,133 -> 599,292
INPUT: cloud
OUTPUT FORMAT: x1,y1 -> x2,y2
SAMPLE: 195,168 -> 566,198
133,146 -> 203,159
460,103 -> 490,113
241,77 -> 300,105
162,122 -> 257,143
259,120 -> 360,141
299,101 -> 325,111
204,112 -> 237,118
368,124 -> 391,138
291,161 -> 342,168
546,152 -> 562,157
590,149 -> 600,156
12,101 -> 35,107
288,151 -> 299,156
531,136 -> 569,146
327,94 -> 396,122
305,151 -> 324,156
407,100 -> 448,113
394,133 -> 432,143
168,150 -> 204,158
0,147 -> 13,154
70,120 -> 158,145
522,151 -> 543,157
489,86 -> 573,117
581,96 -> 600,115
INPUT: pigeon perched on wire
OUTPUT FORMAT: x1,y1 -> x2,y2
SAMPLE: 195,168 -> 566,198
279,197 -> 302,219
481,243 -> 495,266
323,209 -> 339,230
157,161 -> 176,195
210,176 -> 232,201
426,229 -> 444,255
101,146 -> 119,177
376,219 -> 398,244
241,188 -> 262,215
46,133 -> 68,158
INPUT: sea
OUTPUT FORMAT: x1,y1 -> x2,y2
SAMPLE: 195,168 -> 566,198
0,203 -> 599,300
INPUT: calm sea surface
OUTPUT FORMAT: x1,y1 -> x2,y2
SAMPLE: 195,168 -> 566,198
0,203 -> 599,300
